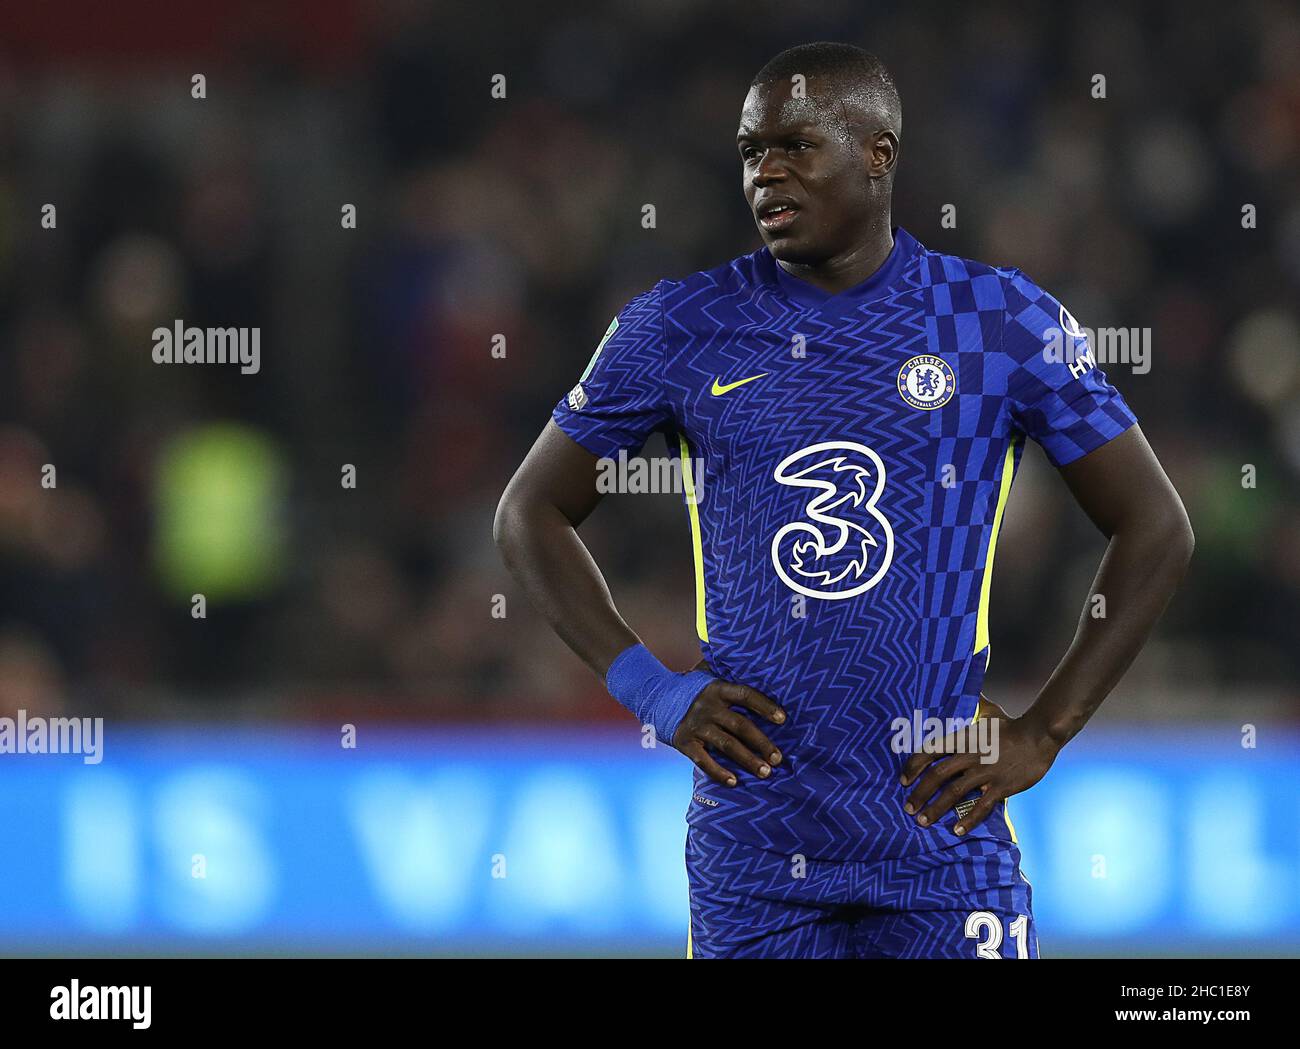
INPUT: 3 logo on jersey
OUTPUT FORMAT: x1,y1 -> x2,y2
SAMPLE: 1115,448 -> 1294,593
769,352 -> 953,598
770,441 -> 895,600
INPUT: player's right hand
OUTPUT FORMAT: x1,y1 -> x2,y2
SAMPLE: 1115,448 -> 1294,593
672,681 -> 786,787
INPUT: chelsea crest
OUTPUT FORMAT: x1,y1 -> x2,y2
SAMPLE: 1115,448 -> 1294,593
897,355 -> 956,411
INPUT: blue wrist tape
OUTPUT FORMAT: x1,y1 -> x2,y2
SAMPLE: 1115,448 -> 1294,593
605,643 -> 715,747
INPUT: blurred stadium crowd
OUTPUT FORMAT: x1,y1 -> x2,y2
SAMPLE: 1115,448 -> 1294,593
1,1 -> 1297,725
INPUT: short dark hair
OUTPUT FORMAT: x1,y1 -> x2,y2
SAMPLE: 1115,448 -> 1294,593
750,42 -> 901,134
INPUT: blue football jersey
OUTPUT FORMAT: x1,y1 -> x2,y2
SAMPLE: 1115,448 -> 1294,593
553,227 -> 1136,862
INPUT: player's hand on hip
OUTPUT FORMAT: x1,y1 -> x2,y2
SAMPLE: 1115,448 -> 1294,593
672,681 -> 786,788
898,693 -> 1061,834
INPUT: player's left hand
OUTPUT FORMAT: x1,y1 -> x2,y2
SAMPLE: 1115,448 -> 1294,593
898,695 -> 1061,835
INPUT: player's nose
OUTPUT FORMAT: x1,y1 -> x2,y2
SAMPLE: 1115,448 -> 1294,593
751,151 -> 788,186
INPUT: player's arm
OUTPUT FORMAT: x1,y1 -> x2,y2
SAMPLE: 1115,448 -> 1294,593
494,421 -> 636,674
902,271 -> 1192,832
901,425 -> 1193,831
1021,424 -> 1194,745
494,420 -> 785,784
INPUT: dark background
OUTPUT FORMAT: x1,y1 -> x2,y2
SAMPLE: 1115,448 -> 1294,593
2,0 -> 1297,731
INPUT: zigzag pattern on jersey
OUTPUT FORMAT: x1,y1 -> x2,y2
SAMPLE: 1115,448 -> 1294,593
660,257 -> 980,862
686,826 -> 1036,958
553,287 -> 676,461
552,229 -> 1136,868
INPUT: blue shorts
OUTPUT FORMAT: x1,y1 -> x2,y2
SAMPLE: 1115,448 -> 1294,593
686,826 -> 1038,959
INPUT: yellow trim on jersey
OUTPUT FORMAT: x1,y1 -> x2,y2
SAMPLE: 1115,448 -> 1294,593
974,437 -> 1019,657
686,925 -> 693,959
971,441 -> 1020,847
679,434 -> 709,643
1004,799 -> 1019,844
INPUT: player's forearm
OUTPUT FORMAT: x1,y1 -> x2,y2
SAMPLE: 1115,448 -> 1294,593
495,486 -> 721,750
493,494 -> 640,678
1021,505 -> 1194,748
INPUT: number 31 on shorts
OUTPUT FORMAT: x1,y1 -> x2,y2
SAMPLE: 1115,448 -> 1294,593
965,911 -> 1034,958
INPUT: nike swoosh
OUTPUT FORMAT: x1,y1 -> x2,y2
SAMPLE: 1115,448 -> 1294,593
711,373 -> 768,396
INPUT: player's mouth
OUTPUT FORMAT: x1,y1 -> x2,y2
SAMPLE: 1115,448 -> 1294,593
756,197 -> 801,233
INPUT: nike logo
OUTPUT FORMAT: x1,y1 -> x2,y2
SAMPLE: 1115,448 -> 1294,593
711,373 -> 768,396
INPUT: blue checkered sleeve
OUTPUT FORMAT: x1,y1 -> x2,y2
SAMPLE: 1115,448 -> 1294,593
552,286 -> 672,459
1001,269 -> 1137,466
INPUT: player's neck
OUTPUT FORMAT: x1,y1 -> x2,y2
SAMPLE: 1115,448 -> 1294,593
778,219 -> 895,296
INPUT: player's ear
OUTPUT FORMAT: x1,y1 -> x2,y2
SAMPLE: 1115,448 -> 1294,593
867,129 -> 899,178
